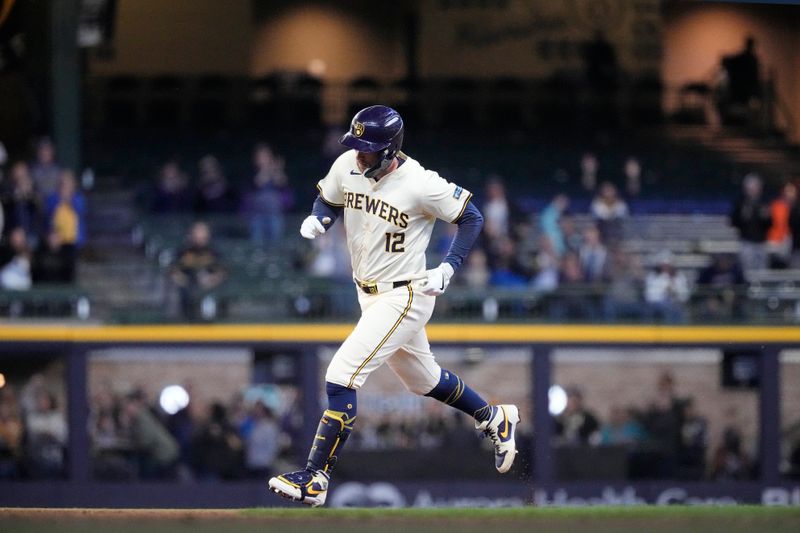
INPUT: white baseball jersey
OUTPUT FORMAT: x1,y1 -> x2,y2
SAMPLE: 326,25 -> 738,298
316,150 -> 472,283
318,150 -> 473,392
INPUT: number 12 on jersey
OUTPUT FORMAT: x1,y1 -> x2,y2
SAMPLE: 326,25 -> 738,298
385,232 -> 405,252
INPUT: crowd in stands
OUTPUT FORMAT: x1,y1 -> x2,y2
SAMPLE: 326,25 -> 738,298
551,372 -> 754,480
0,375 -> 68,479
88,385 -> 298,481
132,136 -> 800,323
142,143 -> 294,245
0,138 -> 83,293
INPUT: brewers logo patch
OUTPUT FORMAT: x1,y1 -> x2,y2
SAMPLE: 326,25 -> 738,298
353,122 -> 365,137
453,186 -> 463,200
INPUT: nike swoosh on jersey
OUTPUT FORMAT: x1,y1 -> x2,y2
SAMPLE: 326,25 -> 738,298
350,170 -> 361,175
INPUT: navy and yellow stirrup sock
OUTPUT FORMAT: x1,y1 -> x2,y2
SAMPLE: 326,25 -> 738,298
425,368 -> 492,422
306,382 -> 357,474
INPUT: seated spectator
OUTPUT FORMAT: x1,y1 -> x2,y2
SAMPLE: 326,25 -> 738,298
3,162 -> 41,241
644,252 -> 690,324
150,160 -> 193,213
461,248 -> 490,289
169,221 -> 227,320
121,390 -> 179,479
591,181 -> 628,244
766,181 -> 796,268
490,237 -> 529,288
24,389 -> 67,478
549,251 -> 596,321
194,155 -> 238,213
240,143 -> 293,245
695,253 -> 746,320
45,170 -> 87,251
578,225 -> 608,283
243,401 -> 280,478
0,227 -> 32,290
29,137 -> 61,198
530,235 -> 559,291
554,386 -> 600,446
603,248 -> 645,322
600,405 -> 646,446
31,230 -> 76,284
559,214 -> 583,255
0,387 -> 24,479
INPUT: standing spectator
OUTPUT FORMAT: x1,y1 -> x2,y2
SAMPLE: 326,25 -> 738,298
766,181 -> 796,268
578,225 -> 608,283
3,162 -> 41,241
31,230 -> 76,284
24,389 -> 67,477
539,194 -> 569,257
623,156 -> 642,197
644,252 -> 690,324
243,401 -> 280,478
45,170 -> 87,250
580,152 -> 599,191
730,173 -> 771,271
29,138 -> 61,198
121,390 -> 179,479
150,160 -> 193,213
710,425 -> 752,480
678,398 -> 708,479
0,227 -> 32,290
719,36 -> 761,124
194,155 -> 238,214
190,402 -> 243,480
695,254 -> 746,320
642,372 -> 687,478
553,386 -> 600,445
241,143 -> 294,245
791,184 -> 800,268
590,181 -> 628,244
168,221 -> 227,320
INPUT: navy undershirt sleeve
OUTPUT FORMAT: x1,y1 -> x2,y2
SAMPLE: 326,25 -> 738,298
311,195 -> 343,229
443,201 -> 484,270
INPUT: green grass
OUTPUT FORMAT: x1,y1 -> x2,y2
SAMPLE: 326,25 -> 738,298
2,506 -> 800,533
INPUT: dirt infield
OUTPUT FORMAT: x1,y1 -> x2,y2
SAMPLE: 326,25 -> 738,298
2,506 -> 800,533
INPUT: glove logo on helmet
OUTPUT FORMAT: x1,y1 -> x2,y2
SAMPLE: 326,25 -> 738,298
339,105 -> 405,179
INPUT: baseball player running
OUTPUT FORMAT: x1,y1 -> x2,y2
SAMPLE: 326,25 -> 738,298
269,105 -> 520,507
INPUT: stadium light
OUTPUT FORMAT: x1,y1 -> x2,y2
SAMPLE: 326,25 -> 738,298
159,385 -> 190,415
548,385 -> 567,416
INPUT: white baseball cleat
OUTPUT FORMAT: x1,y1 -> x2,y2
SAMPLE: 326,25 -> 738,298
476,404 -> 520,474
268,469 -> 329,507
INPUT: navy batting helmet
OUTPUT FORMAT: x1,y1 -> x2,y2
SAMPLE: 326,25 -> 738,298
340,105 -> 404,178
